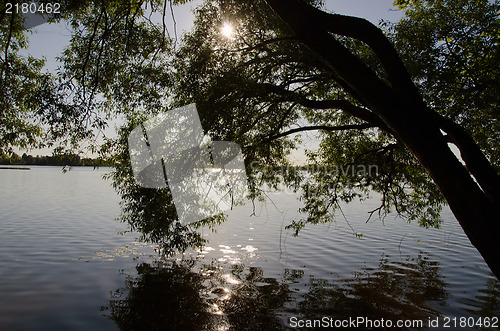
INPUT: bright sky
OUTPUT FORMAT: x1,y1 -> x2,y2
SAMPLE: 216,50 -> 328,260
19,0 -> 403,158
324,0 -> 402,22
25,0 -> 401,69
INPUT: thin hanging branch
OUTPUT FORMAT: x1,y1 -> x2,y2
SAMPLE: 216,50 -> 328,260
1,5 -> 16,78
169,0 -> 177,47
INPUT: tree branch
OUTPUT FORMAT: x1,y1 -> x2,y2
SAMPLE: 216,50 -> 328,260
161,0 -> 169,47
303,6 -> 423,105
226,37 -> 298,53
80,6 -> 104,98
0,3 -> 6,27
1,4 -> 16,78
352,143 -> 398,164
258,83 -> 390,131
263,0 -> 438,138
437,113 -> 500,208
263,123 -> 375,142
169,0 -> 177,46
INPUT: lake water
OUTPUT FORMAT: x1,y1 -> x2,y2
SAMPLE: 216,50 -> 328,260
0,166 -> 498,330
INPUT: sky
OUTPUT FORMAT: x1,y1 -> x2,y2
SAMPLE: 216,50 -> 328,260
25,0 -> 402,68
18,0 -> 403,158
324,0 -> 403,21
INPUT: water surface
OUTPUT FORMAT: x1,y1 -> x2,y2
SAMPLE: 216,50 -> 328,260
0,166 -> 498,330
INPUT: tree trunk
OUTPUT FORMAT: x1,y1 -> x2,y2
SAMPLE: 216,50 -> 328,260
265,0 -> 500,279
390,108 -> 500,280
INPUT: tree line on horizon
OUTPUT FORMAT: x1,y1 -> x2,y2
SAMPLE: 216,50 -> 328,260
0,152 -> 111,167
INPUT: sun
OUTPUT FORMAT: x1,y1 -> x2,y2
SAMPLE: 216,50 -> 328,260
221,22 -> 234,38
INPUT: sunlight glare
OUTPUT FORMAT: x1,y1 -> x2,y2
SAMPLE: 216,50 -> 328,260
221,22 -> 234,38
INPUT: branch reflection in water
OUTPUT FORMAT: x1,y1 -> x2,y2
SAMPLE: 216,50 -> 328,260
107,124 -> 499,329
102,253 -> 451,330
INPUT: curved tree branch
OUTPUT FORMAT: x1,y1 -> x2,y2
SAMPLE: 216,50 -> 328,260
263,123 -> 375,142
258,83 -> 390,131
303,7 -> 423,105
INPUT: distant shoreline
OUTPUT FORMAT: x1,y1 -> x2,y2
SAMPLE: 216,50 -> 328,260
0,165 -> 111,169
1,153 -> 112,167
0,166 -> 31,170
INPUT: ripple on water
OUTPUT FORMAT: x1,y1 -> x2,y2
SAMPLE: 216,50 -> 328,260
1,168 -> 499,330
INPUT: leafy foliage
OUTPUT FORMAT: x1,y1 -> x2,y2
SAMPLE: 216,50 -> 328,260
103,120 -> 228,255
168,0 -> 448,233
3,0 -> 499,253
390,0 -> 500,168
1,3 -> 49,155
